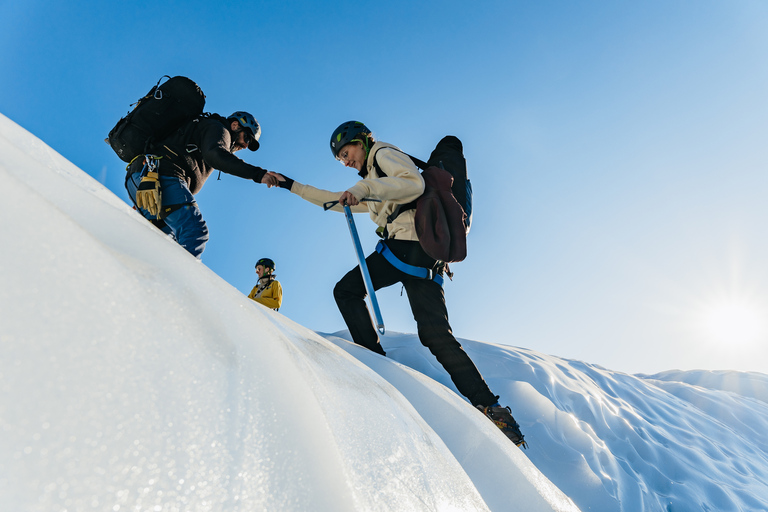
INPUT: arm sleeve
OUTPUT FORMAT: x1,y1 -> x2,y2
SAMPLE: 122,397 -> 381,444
199,123 -> 268,182
290,182 -> 369,213
346,148 -> 424,204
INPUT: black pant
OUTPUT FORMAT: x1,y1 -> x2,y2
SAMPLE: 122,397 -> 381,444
333,240 -> 498,407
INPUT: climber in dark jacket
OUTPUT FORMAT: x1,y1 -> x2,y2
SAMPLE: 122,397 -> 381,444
125,111 -> 277,258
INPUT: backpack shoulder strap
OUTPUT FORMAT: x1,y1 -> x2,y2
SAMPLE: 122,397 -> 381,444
407,154 -> 429,170
368,145 -> 427,224
373,145 -> 428,174
370,147 -> 387,178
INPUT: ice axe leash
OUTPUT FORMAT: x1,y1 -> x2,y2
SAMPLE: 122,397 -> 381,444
323,199 -> 385,335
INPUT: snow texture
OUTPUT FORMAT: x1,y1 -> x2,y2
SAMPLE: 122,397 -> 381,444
1,112 -> 767,511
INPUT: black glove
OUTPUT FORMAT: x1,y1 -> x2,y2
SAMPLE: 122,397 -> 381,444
277,176 -> 294,191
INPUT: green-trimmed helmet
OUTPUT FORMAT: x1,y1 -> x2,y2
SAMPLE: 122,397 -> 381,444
330,121 -> 371,158
228,111 -> 261,151
255,258 -> 275,272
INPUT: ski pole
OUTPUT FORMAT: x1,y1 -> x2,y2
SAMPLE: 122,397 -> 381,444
324,200 -> 385,335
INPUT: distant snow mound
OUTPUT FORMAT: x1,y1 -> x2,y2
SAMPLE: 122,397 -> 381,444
643,369 -> 768,405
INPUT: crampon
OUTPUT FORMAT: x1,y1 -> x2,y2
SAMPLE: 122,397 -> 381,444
478,405 -> 527,449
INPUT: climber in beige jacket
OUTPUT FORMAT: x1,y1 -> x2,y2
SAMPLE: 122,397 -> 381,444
266,120 -> 526,448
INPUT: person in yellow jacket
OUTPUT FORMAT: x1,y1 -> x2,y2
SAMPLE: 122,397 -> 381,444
248,258 -> 282,310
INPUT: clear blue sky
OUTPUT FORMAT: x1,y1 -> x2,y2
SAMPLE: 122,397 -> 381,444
2,0 -> 767,375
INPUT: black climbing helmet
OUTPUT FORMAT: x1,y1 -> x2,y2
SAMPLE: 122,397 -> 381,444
228,111 -> 261,151
330,121 -> 371,158
255,258 -> 275,273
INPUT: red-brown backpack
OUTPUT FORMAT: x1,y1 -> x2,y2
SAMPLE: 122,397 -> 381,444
373,136 -> 472,263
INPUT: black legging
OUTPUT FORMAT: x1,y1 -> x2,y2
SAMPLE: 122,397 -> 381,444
333,239 -> 498,407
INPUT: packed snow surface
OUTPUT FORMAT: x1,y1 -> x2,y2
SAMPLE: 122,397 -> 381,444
2,112 -> 768,511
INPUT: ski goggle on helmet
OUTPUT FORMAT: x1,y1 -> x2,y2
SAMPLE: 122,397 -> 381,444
228,111 -> 261,151
330,121 -> 371,159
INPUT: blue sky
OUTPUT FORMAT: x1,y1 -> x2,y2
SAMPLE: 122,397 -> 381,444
2,0 -> 768,375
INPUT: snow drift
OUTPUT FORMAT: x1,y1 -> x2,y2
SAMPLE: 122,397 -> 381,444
2,112 -> 768,512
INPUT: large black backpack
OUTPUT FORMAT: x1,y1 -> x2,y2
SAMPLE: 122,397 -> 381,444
106,76 -> 206,163
373,136 -> 473,262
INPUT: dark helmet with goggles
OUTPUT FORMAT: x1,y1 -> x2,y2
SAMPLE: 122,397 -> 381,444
228,111 -> 261,151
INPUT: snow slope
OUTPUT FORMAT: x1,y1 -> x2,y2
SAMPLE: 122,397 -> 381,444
0,113 -> 573,511
2,112 -> 768,511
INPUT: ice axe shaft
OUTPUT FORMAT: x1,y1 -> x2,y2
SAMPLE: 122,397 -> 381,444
324,200 -> 385,335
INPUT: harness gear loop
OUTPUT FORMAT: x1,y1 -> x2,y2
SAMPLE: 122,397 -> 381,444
141,154 -> 161,177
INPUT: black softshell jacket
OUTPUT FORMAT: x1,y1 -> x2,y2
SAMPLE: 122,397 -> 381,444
130,115 -> 267,195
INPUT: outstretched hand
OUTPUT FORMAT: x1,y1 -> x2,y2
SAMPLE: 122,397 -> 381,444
268,172 -> 294,191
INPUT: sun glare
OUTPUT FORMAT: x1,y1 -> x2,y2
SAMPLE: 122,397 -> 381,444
697,299 -> 767,346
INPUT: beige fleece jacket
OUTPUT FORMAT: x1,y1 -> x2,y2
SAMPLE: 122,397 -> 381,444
290,141 -> 425,241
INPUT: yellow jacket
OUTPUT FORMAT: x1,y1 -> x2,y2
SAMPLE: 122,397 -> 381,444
289,142 -> 424,241
248,278 -> 282,310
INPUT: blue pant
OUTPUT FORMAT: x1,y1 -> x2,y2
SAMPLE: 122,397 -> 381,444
125,172 -> 209,258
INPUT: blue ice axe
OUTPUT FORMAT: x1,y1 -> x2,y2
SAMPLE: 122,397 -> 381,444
324,199 -> 385,335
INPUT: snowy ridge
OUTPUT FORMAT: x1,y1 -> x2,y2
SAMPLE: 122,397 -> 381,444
2,111 -> 768,511
328,332 -> 768,511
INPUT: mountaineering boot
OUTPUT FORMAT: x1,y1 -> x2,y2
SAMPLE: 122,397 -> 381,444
477,405 -> 527,449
